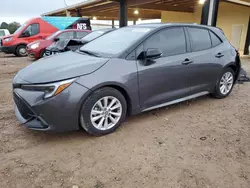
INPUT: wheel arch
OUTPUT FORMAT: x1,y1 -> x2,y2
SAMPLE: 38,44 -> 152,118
224,61 -> 241,82
90,82 -> 133,116
77,82 -> 133,129
15,43 -> 28,54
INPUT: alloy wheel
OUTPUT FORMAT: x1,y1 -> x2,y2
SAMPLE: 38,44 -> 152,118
90,96 -> 122,131
219,72 -> 234,95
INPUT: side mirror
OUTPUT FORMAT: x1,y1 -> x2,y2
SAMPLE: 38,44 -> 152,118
21,30 -> 30,37
54,37 -> 60,42
145,48 -> 162,59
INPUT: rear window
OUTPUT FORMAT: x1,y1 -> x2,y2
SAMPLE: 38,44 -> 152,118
210,31 -> 222,47
76,31 -> 89,39
188,27 -> 212,52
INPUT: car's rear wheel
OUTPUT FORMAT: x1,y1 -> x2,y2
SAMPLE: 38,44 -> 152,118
80,87 -> 127,136
16,45 -> 27,57
212,67 -> 235,99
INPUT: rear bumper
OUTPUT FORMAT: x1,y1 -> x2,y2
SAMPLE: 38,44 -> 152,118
0,45 -> 16,54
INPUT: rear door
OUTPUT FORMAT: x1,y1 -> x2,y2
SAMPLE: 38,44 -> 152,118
186,27 -> 223,94
137,27 -> 194,110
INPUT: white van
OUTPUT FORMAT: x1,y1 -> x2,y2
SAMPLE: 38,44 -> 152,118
0,29 -> 10,51
0,29 -> 10,38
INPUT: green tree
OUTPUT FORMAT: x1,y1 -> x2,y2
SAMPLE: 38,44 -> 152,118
0,22 -> 8,29
0,21 -> 21,34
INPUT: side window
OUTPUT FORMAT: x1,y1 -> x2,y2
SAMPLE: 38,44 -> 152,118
57,32 -> 74,40
76,31 -> 89,39
188,28 -> 211,51
210,31 -> 222,47
144,27 -> 186,57
22,24 -> 39,37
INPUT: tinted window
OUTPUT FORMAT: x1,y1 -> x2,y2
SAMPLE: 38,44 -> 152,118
80,27 -> 152,57
210,31 -> 222,46
188,28 -> 211,51
76,31 -> 89,39
23,24 -> 40,36
57,32 -> 74,39
144,28 -> 186,57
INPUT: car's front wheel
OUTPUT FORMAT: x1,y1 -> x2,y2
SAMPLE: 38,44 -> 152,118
80,87 -> 127,136
212,67 -> 235,99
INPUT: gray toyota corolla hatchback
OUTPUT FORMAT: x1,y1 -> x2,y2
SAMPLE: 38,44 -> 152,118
13,24 -> 241,136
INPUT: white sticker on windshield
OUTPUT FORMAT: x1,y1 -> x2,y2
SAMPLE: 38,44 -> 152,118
132,28 -> 151,33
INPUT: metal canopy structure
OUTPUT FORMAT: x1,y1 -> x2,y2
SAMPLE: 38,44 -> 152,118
42,0 -> 197,20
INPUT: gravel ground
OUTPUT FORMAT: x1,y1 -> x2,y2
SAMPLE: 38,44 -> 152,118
0,53 -> 250,188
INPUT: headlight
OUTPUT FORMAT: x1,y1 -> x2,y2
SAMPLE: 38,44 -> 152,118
30,42 -> 40,49
21,78 -> 76,99
4,37 -> 12,42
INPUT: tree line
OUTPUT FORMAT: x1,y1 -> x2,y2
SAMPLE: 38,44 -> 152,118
0,22 -> 21,34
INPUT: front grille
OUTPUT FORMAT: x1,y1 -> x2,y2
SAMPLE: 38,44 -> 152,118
0,39 -> 2,47
13,92 -> 34,119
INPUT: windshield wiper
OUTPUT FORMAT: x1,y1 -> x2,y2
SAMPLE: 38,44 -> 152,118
79,50 -> 101,57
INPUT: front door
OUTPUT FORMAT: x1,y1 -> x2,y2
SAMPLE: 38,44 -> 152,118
137,27 -> 194,110
19,23 -> 41,43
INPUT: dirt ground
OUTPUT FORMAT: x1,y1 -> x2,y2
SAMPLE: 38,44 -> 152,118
0,53 -> 250,188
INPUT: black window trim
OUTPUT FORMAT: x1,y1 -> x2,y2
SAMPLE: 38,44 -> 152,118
126,26 -> 190,60
187,26 -> 212,52
209,30 -> 223,47
186,26 -> 224,52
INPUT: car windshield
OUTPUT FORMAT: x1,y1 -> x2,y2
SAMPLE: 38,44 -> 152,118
80,27 -> 152,57
0,31 -> 5,37
81,30 -> 108,42
46,31 -> 61,40
14,23 -> 27,34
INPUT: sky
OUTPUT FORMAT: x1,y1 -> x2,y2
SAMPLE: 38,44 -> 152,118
0,0 -> 86,24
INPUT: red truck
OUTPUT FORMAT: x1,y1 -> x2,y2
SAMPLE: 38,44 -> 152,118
0,17 -> 91,57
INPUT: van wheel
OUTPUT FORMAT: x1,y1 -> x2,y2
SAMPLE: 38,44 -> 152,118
80,87 -> 127,136
16,45 -> 27,57
211,67 -> 235,99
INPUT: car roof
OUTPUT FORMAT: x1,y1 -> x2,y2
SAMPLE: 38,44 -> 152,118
132,23 -> 219,30
60,29 -> 91,32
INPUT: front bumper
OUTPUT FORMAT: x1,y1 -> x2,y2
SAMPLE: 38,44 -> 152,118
26,47 -> 40,59
13,82 -> 90,132
0,45 -> 16,54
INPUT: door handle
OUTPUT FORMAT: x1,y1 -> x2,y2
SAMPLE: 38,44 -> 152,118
215,53 -> 224,58
182,59 -> 193,65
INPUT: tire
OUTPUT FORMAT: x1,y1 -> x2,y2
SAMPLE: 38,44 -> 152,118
211,67 -> 235,99
16,45 -> 27,57
39,50 -> 45,59
80,87 -> 127,136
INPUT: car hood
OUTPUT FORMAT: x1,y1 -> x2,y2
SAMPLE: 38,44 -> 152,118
17,51 -> 109,84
